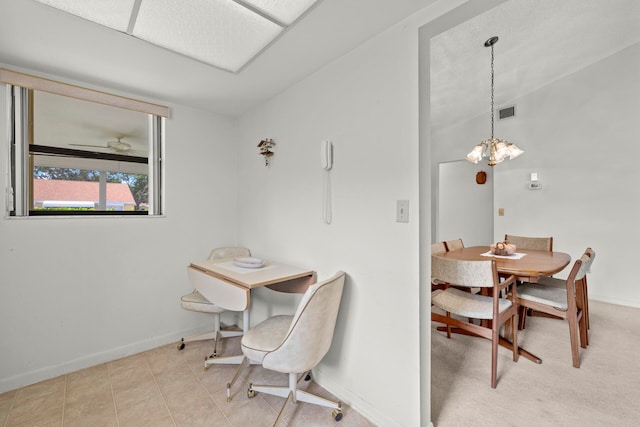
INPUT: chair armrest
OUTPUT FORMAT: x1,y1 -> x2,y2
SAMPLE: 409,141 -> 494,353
497,274 -> 516,292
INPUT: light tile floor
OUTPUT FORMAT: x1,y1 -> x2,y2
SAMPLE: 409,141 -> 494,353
0,334 -> 375,427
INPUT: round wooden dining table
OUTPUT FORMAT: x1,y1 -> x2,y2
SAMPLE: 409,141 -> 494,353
433,245 -> 572,364
437,245 -> 571,283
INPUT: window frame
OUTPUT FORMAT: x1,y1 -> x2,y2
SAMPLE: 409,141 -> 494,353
2,68 -> 167,217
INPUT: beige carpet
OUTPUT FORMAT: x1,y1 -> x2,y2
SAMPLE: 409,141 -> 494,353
431,300 -> 640,426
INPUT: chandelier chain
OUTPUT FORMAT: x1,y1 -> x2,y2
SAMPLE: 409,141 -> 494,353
490,43 -> 495,140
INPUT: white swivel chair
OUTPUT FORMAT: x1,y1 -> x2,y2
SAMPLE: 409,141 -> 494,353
229,271 -> 346,424
178,247 -> 251,359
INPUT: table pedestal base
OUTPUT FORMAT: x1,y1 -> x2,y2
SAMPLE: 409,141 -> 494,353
435,325 -> 542,364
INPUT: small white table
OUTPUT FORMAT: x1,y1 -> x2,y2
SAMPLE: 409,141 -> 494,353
187,258 -> 316,368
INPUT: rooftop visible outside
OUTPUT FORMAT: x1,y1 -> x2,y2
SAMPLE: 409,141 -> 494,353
32,168 -> 146,211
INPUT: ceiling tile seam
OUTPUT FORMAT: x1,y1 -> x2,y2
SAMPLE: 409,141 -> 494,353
232,0 -> 325,73
231,0 -> 287,28
126,0 -> 143,35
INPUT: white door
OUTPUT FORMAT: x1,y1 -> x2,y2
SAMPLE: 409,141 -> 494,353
437,160 -> 493,247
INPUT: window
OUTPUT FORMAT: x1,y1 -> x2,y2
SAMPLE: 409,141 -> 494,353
2,68 -> 167,216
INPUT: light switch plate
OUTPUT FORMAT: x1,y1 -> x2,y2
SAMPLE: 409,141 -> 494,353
396,200 -> 409,223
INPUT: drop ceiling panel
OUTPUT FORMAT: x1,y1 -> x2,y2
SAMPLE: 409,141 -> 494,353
133,0 -> 283,72
33,0 -> 135,32
33,0 -> 318,73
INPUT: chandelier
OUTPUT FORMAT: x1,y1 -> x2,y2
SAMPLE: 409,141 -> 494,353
467,36 -> 523,166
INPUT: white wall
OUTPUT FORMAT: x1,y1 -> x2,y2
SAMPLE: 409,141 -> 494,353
437,160 -> 493,246
0,3 -> 508,426
433,43 -> 640,307
0,73 -> 239,393
233,14 -> 425,427
229,2 -> 507,425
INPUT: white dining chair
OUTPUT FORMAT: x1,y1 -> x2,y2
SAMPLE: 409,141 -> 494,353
431,256 -> 519,388
515,248 -> 595,368
444,238 -> 464,251
504,234 -> 553,251
431,242 -> 448,291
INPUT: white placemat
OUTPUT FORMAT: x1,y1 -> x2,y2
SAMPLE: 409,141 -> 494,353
480,251 -> 527,260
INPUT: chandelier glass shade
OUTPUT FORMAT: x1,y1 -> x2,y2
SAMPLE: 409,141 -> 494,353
467,36 -> 523,166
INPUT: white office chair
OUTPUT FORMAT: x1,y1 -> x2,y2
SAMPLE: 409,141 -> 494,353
228,271 -> 346,424
178,247 -> 251,359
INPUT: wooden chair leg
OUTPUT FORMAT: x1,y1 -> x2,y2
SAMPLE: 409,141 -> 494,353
446,312 -> 452,339
567,314 -> 581,368
576,282 -> 589,347
581,282 -> 590,343
518,305 -> 527,330
578,311 -> 588,350
584,283 -> 590,330
491,325 -> 499,388
503,317 -> 511,341
511,314 -> 518,362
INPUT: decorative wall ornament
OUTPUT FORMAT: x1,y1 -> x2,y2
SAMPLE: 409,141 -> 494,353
258,138 -> 275,166
476,171 -> 487,184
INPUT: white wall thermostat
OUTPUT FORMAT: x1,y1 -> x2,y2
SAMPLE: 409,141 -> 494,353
528,182 -> 543,190
529,172 -> 542,190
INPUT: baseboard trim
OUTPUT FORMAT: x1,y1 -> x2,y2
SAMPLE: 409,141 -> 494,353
313,366 -> 419,427
590,295 -> 640,309
0,326 -> 209,394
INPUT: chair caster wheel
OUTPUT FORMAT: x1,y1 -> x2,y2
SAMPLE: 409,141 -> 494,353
304,372 -> 312,381
332,409 -> 343,421
204,365 -> 209,372
177,340 -> 185,351
247,388 -> 256,398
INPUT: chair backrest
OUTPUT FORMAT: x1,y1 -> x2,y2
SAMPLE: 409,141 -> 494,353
209,247 -> 251,260
261,271 -> 346,373
584,247 -> 596,273
444,238 -> 464,251
431,242 -> 447,255
575,248 -> 595,281
561,248 -> 594,293
431,256 -> 497,288
504,234 -> 553,251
